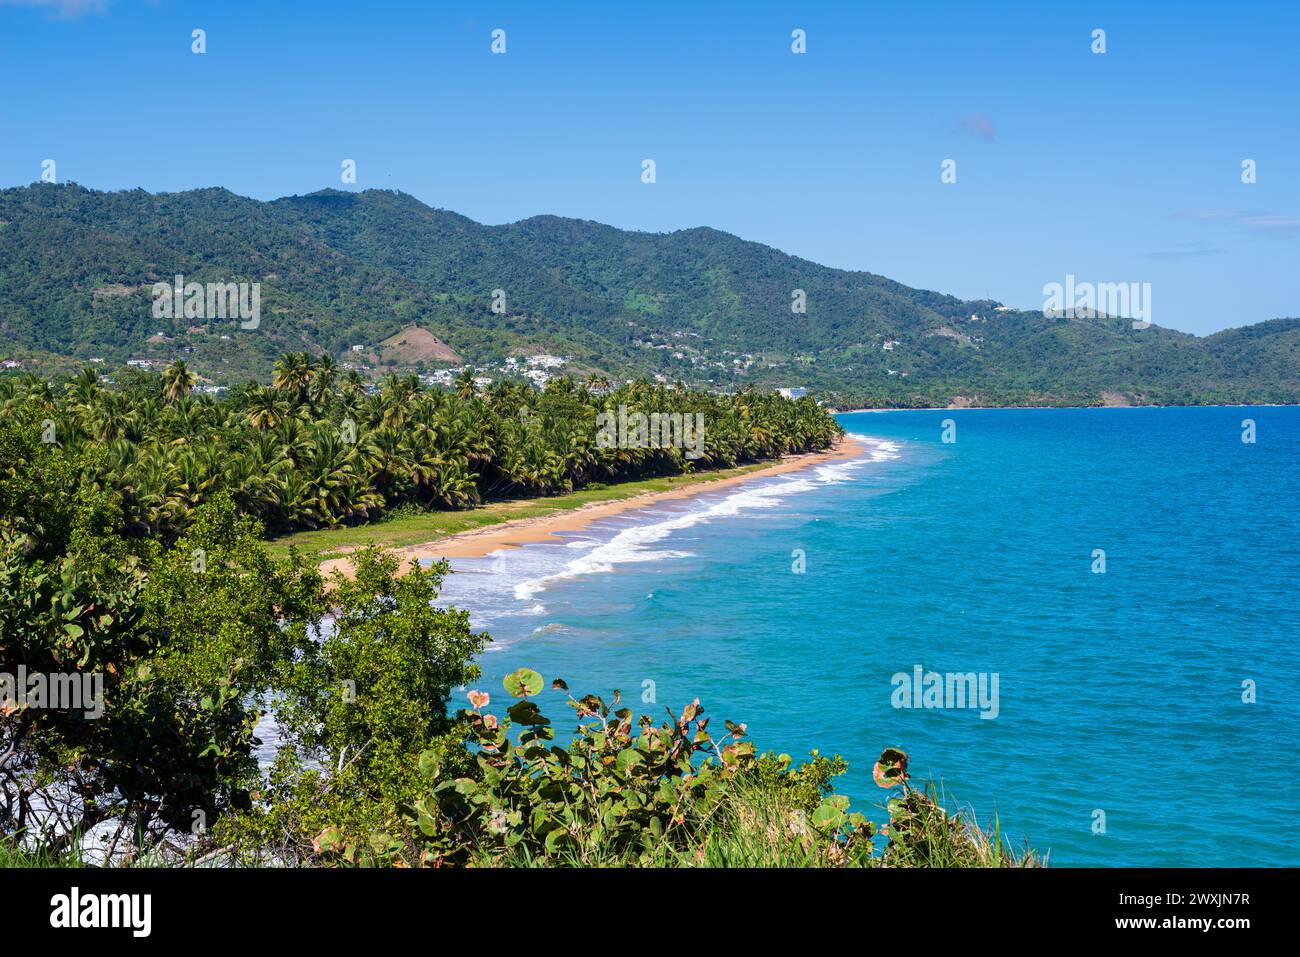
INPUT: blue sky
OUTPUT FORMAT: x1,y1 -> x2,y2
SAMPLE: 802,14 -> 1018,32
1,0 -> 1296,335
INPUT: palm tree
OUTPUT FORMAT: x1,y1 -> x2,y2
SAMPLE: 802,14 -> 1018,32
161,359 -> 197,404
360,425 -> 415,504
86,391 -> 131,442
377,374 -> 420,427
14,365 -> 844,547
245,386 -> 284,430
340,369 -> 366,403
272,352 -> 314,403
453,369 -> 478,400
307,353 -> 337,408
67,366 -> 102,405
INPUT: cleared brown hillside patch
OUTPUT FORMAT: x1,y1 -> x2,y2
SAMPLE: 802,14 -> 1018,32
377,326 -> 461,364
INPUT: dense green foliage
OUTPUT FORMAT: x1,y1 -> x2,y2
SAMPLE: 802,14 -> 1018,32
1,418 -> 313,857
0,358 -> 841,544
313,668 -> 1037,868
211,548 -> 486,864
1,411 -> 485,862
3,183 -> 1296,405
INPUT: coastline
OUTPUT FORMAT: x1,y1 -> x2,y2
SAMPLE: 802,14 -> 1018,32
834,402 -> 1300,413
318,435 -> 865,582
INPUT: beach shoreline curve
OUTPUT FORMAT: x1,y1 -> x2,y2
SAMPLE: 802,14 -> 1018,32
318,435 -> 866,582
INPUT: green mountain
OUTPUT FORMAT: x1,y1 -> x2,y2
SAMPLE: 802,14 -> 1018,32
2,182 -> 1297,405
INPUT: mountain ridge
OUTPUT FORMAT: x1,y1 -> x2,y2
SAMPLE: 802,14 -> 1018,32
1,182 -> 1296,406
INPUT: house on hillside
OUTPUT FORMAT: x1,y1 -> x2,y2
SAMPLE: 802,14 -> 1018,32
526,354 -> 565,369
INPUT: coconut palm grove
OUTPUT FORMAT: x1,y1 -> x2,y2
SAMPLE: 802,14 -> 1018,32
4,355 -> 842,540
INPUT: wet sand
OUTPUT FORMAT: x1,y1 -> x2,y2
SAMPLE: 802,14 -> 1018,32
319,436 -> 865,582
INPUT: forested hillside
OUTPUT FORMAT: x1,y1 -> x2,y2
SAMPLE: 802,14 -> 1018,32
2,182 -> 1296,405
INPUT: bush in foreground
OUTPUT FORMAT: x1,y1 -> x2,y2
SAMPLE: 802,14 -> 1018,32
312,667 -> 1042,869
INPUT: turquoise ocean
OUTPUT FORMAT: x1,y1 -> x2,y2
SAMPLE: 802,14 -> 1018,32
435,407 -> 1299,866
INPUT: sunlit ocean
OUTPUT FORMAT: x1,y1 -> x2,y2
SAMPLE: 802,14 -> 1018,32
435,407 -> 1300,866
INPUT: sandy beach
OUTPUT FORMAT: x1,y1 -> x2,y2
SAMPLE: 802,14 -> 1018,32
319,435 -> 865,582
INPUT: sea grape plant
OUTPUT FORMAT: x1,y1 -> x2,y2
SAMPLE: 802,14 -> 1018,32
401,668 -> 757,864
310,665 -> 1032,867
326,668 -> 903,867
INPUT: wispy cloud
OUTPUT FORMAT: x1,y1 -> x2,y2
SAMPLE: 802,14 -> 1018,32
0,0 -> 109,19
1235,214 -> 1300,228
960,112 -> 996,143
1146,242 -> 1225,259
1181,209 -> 1300,230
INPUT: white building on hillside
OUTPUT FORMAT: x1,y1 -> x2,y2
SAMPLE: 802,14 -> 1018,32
526,354 -> 565,369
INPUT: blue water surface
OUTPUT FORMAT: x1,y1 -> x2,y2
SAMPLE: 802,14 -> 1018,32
436,407 -> 1300,866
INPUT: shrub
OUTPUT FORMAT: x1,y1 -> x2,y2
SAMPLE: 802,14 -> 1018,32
0,421 -> 323,861
312,667 -> 1038,868
214,549 -> 487,865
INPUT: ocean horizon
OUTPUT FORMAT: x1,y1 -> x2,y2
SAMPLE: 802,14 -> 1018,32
436,406 -> 1300,867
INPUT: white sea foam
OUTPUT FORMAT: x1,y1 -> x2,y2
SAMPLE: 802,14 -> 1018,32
506,434 -> 899,601
434,435 -> 902,643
